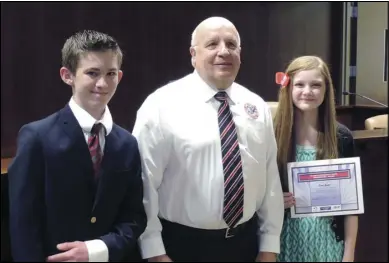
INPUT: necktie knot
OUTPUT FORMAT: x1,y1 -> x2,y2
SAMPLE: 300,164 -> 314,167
91,123 -> 104,136
214,92 -> 228,102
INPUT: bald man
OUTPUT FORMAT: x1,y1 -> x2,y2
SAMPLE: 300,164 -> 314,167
133,17 -> 284,262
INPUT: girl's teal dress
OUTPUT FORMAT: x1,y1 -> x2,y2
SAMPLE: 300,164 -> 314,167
277,145 -> 344,262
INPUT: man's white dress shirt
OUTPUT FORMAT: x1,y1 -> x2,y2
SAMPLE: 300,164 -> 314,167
132,71 -> 284,259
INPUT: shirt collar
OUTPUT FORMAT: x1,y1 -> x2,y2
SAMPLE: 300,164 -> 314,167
68,97 -> 113,136
192,70 -> 239,105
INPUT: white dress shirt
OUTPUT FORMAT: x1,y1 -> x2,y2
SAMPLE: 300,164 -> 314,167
68,97 -> 113,262
132,71 -> 284,259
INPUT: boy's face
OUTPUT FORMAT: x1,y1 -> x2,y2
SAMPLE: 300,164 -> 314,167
60,51 -> 123,117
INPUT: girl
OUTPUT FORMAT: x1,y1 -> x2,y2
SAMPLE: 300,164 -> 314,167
273,56 -> 358,262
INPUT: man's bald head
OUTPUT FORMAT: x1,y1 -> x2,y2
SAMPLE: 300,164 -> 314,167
191,17 -> 241,47
189,16 -> 242,90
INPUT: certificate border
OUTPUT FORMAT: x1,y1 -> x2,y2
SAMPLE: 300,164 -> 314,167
294,164 -> 358,214
287,157 -> 364,218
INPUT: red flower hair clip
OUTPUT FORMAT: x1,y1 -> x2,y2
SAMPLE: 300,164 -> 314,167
275,72 -> 290,88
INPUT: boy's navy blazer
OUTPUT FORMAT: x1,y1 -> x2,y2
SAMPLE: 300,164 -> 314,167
8,104 -> 147,261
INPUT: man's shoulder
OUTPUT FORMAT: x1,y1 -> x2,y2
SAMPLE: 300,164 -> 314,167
140,74 -> 192,109
152,74 -> 192,97
232,82 -> 268,108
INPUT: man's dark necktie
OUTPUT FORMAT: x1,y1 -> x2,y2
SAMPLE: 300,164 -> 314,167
214,91 -> 244,228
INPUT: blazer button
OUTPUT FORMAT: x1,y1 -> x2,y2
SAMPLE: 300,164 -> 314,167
91,217 -> 97,224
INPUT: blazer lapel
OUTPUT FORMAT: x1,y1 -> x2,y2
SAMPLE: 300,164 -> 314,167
58,105 -> 94,181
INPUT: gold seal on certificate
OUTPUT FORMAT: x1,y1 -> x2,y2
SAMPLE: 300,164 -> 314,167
287,157 -> 365,218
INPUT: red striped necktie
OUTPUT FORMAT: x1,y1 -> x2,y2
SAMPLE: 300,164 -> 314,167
214,92 -> 244,228
88,123 -> 104,179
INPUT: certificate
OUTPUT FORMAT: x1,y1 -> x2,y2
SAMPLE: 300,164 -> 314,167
287,157 -> 364,218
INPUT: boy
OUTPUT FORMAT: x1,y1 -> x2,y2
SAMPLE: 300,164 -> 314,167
8,30 -> 146,262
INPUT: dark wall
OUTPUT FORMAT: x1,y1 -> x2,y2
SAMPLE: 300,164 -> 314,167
1,2 -> 342,157
265,2 -> 344,102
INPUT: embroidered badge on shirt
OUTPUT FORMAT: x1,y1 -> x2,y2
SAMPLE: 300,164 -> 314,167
244,103 -> 259,119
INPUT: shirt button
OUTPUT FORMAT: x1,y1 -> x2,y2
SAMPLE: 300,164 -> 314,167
91,217 -> 97,224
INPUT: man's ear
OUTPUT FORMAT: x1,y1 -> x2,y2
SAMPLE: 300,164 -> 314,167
59,67 -> 74,86
189,46 -> 196,67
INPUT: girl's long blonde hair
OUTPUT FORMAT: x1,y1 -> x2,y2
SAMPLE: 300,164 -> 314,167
273,56 -> 338,191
